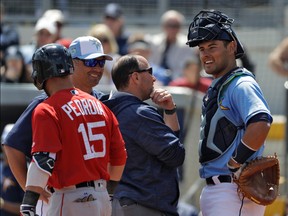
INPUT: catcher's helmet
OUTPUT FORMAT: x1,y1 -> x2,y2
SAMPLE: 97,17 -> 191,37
32,43 -> 74,90
186,10 -> 244,59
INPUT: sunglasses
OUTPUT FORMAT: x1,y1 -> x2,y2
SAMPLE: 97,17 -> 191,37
129,67 -> 153,75
78,58 -> 106,68
164,23 -> 181,29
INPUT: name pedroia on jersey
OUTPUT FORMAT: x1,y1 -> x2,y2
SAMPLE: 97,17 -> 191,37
62,98 -> 104,120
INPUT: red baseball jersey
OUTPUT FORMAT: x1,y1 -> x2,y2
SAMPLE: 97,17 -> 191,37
31,88 -> 126,189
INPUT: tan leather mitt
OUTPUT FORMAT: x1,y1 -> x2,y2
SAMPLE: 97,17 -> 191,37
233,154 -> 280,206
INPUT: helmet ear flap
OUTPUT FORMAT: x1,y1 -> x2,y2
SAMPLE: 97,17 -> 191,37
31,70 -> 40,90
31,59 -> 45,90
230,29 -> 245,59
32,72 -> 44,90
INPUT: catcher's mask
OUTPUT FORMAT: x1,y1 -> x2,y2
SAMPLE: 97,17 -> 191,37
31,43 -> 74,90
186,9 -> 244,59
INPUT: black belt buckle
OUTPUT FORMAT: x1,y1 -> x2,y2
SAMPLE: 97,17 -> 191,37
119,198 -> 137,207
76,181 -> 95,188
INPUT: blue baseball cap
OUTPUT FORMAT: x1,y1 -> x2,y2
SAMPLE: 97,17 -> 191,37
69,36 -> 113,60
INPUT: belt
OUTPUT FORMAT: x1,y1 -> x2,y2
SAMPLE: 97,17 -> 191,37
206,175 -> 232,185
76,181 -> 95,188
50,180 -> 106,193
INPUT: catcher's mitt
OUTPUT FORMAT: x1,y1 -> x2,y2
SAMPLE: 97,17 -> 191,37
233,154 -> 280,206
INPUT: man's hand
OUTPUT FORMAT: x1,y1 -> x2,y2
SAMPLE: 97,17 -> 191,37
227,157 -> 241,168
150,89 -> 175,110
39,186 -> 52,203
150,88 -> 179,131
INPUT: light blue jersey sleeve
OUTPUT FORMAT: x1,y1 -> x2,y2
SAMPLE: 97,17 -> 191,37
223,75 -> 272,126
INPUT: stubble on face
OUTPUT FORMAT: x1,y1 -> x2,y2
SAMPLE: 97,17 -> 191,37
135,55 -> 156,100
199,40 -> 232,78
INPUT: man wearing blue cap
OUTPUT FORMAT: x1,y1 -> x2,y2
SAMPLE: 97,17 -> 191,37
3,36 -> 116,216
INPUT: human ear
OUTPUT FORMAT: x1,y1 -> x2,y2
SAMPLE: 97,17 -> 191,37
230,41 -> 237,55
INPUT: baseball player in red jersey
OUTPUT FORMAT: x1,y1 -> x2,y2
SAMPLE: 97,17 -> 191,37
20,43 -> 127,216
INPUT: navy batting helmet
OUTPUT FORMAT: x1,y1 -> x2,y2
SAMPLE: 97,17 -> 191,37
32,43 -> 74,90
186,10 -> 244,59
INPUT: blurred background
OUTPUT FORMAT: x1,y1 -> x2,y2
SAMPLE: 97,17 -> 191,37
1,0 -> 287,215
1,0 -> 287,114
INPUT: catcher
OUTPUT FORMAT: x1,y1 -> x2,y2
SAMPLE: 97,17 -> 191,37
186,9 -> 278,216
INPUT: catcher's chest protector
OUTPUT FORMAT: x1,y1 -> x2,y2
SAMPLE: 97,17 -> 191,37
199,68 -> 252,163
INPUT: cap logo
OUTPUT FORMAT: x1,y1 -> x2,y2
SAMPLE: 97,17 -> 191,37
70,47 -> 77,55
90,39 -> 102,52
69,36 -> 113,60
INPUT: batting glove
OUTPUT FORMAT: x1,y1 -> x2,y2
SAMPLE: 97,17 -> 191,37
20,204 -> 39,216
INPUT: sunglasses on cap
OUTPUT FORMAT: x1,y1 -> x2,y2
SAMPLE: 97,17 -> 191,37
77,58 -> 106,68
129,67 -> 153,75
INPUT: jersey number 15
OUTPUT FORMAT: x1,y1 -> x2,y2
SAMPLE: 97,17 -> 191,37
78,121 -> 106,160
